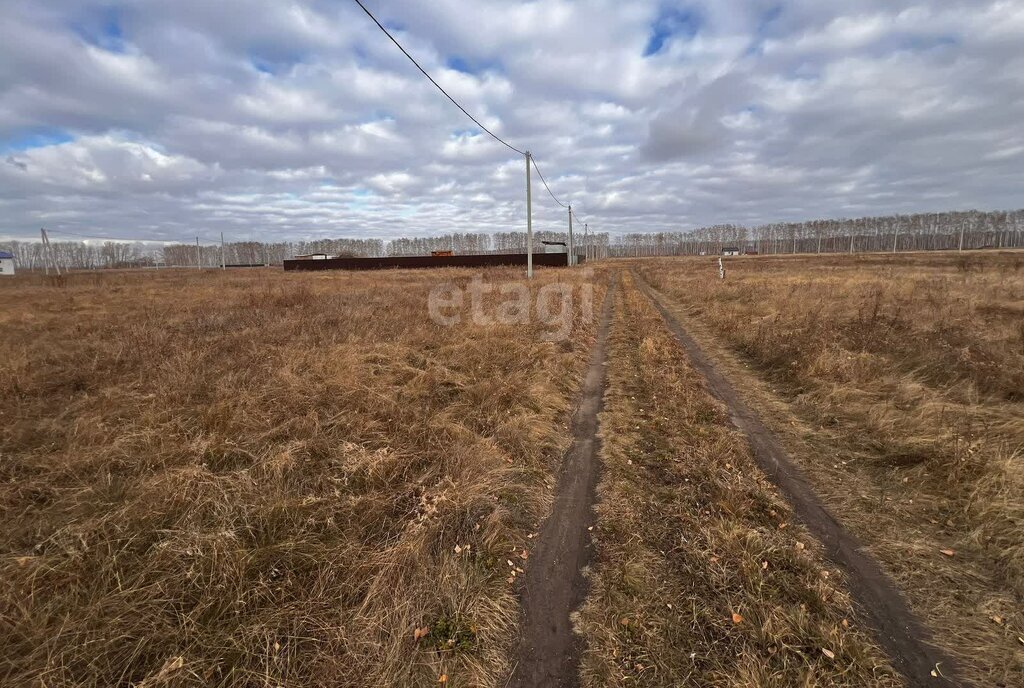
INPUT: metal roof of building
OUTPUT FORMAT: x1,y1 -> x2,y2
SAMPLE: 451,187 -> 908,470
0,251 -> 14,259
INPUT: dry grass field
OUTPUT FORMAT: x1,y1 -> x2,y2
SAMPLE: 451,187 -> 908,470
3,251 -> 1021,687
638,251 -> 1024,685
0,267 -> 607,687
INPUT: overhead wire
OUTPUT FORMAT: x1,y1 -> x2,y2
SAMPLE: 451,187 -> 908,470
45,228 -> 222,244
352,0 -> 525,156
530,156 -> 568,208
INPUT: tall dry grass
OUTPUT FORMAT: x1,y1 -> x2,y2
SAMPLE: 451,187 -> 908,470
577,274 -> 899,687
637,251 -> 1024,683
0,267 -> 605,687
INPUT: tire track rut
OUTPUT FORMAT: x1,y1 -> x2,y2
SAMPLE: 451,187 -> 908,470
508,277 -> 616,688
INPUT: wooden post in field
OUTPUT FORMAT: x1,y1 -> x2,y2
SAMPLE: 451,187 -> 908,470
525,151 -> 533,279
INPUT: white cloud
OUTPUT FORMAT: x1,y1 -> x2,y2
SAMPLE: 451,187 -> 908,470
1,0 -> 1022,241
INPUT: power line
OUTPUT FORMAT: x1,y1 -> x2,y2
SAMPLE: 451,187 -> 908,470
46,228 -> 221,244
352,0 -> 525,156
531,157 -> 568,208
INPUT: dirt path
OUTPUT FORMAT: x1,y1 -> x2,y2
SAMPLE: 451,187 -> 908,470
508,279 -> 616,688
632,271 -> 964,688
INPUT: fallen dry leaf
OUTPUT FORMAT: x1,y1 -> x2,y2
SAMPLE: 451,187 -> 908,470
731,612 -> 743,624
822,648 -> 836,660
991,615 -> 1004,625
939,548 -> 956,557
619,617 -> 630,626
438,674 -> 448,683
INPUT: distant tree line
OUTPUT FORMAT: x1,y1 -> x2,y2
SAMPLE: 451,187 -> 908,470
3,209 -> 1021,271
1,240 -> 155,271
609,209 -> 1024,256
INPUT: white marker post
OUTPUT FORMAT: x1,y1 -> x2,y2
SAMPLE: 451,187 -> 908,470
718,257 -> 725,280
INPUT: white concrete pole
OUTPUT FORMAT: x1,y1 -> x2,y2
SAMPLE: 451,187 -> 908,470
567,204 -> 574,266
196,237 -> 201,269
41,228 -> 49,276
582,223 -> 589,262
526,151 -> 533,279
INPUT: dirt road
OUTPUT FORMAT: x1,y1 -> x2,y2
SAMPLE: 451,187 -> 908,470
632,271 -> 963,688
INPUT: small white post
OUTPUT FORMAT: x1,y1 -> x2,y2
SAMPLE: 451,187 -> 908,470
525,151 -> 533,279
718,256 -> 725,280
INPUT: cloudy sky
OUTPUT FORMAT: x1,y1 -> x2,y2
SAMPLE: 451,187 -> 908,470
1,1 -> 1022,243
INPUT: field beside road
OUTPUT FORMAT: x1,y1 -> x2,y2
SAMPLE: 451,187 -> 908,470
637,251 -> 1024,686
0,267 -> 606,687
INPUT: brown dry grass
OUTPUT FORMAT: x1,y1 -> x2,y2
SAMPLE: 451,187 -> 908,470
637,251 -> 1024,685
577,273 -> 901,687
0,266 -> 606,687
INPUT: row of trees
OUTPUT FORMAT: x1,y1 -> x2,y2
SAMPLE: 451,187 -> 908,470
609,210 -> 1024,256
1,240 -> 155,271
4,210 -> 1021,270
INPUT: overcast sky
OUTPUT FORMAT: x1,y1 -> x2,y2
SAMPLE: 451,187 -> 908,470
1,1 -> 1022,243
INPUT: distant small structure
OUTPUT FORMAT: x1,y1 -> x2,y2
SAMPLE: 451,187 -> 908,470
0,250 -> 14,276
541,240 -> 568,254
431,250 -> 453,257
294,253 -> 329,260
721,246 -> 741,256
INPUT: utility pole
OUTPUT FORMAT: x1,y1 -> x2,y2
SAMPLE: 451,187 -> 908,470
958,223 -> 965,252
582,223 -> 589,263
525,151 -> 533,279
893,227 -> 899,253
567,204 -> 574,266
196,236 -> 201,269
849,233 -> 855,254
220,232 -> 226,270
40,228 -> 61,276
